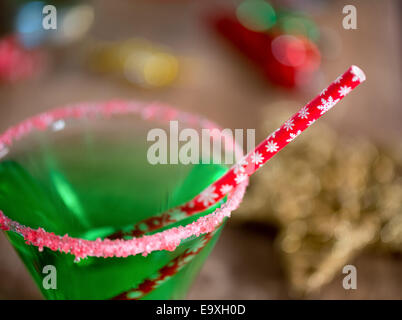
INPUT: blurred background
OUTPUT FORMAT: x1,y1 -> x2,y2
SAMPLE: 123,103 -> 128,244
0,0 -> 401,299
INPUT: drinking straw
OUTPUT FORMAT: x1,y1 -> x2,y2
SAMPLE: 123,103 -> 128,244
112,227 -> 218,300
112,65 -> 366,238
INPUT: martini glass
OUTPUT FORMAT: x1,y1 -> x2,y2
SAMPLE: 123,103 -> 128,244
0,101 -> 246,300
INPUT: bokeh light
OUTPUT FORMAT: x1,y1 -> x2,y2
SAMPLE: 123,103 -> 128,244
143,52 -> 179,87
60,5 -> 95,44
271,35 -> 306,67
277,11 -> 319,42
236,0 -> 276,32
124,50 -> 179,88
15,1 -> 46,48
88,39 -> 180,89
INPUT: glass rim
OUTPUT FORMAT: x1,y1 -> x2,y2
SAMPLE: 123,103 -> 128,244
0,100 -> 248,260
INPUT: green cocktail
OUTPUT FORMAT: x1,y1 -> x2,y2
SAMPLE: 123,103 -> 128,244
0,101 -> 245,299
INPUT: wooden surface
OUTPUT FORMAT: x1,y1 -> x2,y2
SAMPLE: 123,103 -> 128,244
0,0 -> 401,299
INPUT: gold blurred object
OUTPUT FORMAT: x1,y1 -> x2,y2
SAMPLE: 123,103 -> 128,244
88,39 -> 179,88
59,4 -> 95,44
234,103 -> 402,295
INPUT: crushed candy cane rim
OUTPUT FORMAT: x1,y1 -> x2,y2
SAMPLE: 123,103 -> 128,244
0,100 -> 247,260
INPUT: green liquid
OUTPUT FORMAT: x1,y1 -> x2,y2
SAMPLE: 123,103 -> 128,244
0,117 -> 228,299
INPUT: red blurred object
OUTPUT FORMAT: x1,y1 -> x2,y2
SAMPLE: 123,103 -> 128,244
0,35 -> 46,84
210,14 -> 321,88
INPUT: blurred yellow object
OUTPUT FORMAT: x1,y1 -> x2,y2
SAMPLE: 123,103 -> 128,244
234,103 -> 402,295
61,5 -> 95,44
88,39 -> 179,88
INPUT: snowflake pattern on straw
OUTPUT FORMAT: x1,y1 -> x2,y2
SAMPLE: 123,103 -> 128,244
198,186 -> 219,206
351,66 -> 366,82
307,119 -> 316,127
186,65 -> 365,223
298,106 -> 310,119
286,130 -> 302,142
220,184 -> 233,194
113,230 -> 217,300
188,237 -> 208,254
235,173 -> 248,184
338,86 -> 352,96
233,157 -> 248,174
233,163 -> 245,175
169,209 -> 188,221
283,119 -> 295,131
251,151 -> 264,165
266,140 -> 279,153
317,96 -> 340,115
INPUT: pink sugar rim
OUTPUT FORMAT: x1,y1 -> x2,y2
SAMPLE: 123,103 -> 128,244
0,100 -> 247,260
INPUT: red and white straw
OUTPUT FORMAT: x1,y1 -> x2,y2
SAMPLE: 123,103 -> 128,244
187,65 -> 366,212
113,65 -> 366,238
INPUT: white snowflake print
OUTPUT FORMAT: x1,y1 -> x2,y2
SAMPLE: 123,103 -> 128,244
307,119 -> 316,127
188,200 -> 195,208
283,119 -> 295,131
286,130 -> 301,142
320,88 -> 327,96
169,209 -> 188,221
265,140 -> 279,153
189,237 -> 208,254
351,65 -> 365,82
338,85 -> 351,97
251,151 -> 264,165
334,75 -> 343,83
220,184 -> 233,194
267,128 -> 280,139
317,96 -> 339,115
198,186 -> 219,206
137,222 -> 148,231
233,164 -> 245,175
235,173 -> 248,184
233,157 -> 248,174
352,75 -> 359,82
298,106 -> 309,119
238,156 -> 248,166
